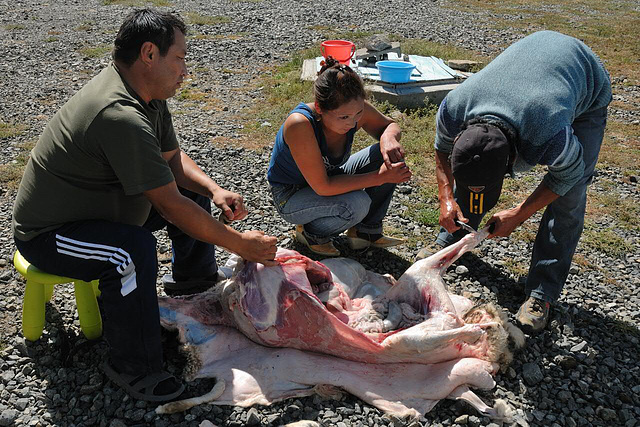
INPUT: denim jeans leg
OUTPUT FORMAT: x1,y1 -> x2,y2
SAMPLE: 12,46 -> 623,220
526,106 -> 607,303
275,185 -> 370,243
339,143 -> 396,234
143,187 -> 217,278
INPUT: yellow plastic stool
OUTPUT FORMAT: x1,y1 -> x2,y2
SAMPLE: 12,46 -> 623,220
13,251 -> 102,341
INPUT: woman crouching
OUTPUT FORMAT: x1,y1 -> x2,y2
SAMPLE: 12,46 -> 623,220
267,57 -> 412,256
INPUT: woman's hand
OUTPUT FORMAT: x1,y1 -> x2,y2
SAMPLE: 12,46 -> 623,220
380,133 -> 405,168
378,161 -> 412,184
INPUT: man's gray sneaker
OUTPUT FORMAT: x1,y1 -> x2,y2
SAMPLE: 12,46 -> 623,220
516,296 -> 551,334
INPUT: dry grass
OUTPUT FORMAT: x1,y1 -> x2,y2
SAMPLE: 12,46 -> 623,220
0,140 -> 36,189
450,0 -> 640,82
0,122 -> 26,140
176,86 -> 221,111
185,12 -> 231,26
103,0 -> 171,6
78,44 -> 111,59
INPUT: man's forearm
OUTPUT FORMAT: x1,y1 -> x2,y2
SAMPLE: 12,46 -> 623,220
435,149 -> 455,203
516,181 -> 560,221
170,151 -> 222,199
154,189 -> 245,252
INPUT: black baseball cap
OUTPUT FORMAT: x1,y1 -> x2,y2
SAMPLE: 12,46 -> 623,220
451,123 -> 511,215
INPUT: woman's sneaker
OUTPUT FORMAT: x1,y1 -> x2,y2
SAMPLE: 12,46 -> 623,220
415,241 -> 446,261
345,227 -> 405,250
295,225 -> 340,257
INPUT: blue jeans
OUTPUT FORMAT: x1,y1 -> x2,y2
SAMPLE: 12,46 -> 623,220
270,143 -> 396,244
438,106 -> 608,303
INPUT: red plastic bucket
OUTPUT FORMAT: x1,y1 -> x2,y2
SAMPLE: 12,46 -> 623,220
320,40 -> 356,65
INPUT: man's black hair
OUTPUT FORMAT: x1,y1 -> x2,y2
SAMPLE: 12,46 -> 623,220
112,9 -> 187,67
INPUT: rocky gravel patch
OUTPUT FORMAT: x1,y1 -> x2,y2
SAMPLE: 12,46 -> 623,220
1,1 -> 639,426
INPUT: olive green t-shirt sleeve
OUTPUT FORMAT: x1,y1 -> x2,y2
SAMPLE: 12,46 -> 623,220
88,102 -> 176,195
156,100 -> 179,152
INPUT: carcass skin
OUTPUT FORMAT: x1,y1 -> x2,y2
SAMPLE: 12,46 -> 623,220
159,229 -> 516,419
159,316 -> 502,419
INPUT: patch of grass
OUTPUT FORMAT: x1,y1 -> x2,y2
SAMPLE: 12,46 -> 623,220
78,44 -> 111,59
44,36 -> 58,43
176,87 -> 207,102
581,222 -> 634,258
193,33 -> 247,40
599,121 -> 640,173
103,0 -> 171,6
186,12 -> 231,26
404,186 -> 440,226
503,258 -> 529,278
588,190 -> 640,230
0,163 -> 25,189
0,122 -> 26,139
176,87 -> 221,111
75,22 -> 93,31
308,25 -> 334,32
0,140 -> 36,189
5,24 -> 25,30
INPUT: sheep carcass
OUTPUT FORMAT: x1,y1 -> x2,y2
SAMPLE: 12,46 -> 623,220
158,229 -> 522,419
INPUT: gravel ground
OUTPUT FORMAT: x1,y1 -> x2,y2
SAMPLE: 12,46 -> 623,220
1,1 -> 639,426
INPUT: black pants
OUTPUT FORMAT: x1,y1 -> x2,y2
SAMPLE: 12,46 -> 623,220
15,188 -> 217,374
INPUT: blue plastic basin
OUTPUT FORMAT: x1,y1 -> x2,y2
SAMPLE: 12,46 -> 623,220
376,60 -> 416,83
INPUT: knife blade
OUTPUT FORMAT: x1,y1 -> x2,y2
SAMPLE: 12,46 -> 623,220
455,219 -> 477,234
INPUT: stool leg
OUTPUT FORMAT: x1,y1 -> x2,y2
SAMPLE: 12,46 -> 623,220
22,279 -> 45,341
44,283 -> 54,302
91,280 -> 101,297
74,280 -> 103,340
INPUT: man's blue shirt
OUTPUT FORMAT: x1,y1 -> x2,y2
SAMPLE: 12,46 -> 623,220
435,30 -> 611,195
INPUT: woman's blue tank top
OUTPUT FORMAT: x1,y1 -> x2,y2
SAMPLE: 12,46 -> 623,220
267,103 -> 357,185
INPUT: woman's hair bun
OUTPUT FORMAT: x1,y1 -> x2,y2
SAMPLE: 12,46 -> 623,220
318,56 -> 343,75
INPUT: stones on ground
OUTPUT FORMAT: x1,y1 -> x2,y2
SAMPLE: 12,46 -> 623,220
521,363 -> 544,386
365,34 -> 392,52
448,59 -> 482,71
0,1 -> 639,427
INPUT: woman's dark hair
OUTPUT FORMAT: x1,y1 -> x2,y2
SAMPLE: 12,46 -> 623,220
112,9 -> 188,67
314,56 -> 367,112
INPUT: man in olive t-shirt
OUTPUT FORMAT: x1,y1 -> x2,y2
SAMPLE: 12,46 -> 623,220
12,9 -> 277,402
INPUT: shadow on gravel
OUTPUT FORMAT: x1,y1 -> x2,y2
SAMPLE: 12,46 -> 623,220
441,251 -> 640,426
22,304 -> 112,425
